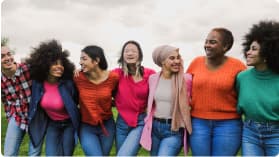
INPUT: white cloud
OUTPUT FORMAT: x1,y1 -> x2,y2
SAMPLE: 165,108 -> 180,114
2,0 -> 279,71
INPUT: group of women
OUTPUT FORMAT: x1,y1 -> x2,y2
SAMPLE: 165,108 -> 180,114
5,20 -> 279,156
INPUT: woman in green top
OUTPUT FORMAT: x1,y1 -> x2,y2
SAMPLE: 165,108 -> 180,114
236,20 -> 279,156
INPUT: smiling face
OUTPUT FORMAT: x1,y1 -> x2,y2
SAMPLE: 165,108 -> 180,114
162,50 -> 181,73
79,52 -> 97,73
1,46 -> 15,71
204,30 -> 226,59
245,41 -> 265,67
48,60 -> 64,79
123,43 -> 140,64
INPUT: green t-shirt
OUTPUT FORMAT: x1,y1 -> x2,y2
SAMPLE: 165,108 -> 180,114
236,68 -> 279,122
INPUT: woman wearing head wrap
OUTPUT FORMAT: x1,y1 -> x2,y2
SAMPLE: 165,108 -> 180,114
140,45 -> 192,156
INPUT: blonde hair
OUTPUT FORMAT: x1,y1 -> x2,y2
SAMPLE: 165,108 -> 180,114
122,61 -> 142,78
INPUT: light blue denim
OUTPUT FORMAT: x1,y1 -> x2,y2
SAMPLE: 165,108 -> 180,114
242,120 -> 279,156
4,117 -> 42,156
189,117 -> 242,156
150,119 -> 183,156
79,117 -> 115,156
45,119 -> 75,156
116,113 -> 145,156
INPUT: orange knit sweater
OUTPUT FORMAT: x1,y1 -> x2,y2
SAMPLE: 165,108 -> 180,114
186,56 -> 246,119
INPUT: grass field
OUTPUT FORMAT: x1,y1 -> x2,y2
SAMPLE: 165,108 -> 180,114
1,106 -> 188,156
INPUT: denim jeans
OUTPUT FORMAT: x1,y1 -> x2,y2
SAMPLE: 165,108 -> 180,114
116,113 -> 145,156
150,118 -> 183,156
189,117 -> 242,156
45,119 -> 75,156
242,120 -> 279,156
4,117 -> 42,156
79,117 -> 115,156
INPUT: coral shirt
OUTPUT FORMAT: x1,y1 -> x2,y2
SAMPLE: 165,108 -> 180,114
74,71 -> 119,126
187,56 -> 246,119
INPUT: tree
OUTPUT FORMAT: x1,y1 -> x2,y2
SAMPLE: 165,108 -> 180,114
1,37 -> 9,46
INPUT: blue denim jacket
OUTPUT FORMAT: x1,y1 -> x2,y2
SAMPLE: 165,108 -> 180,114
28,79 -> 80,147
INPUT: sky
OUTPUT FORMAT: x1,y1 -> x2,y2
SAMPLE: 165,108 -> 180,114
1,0 -> 279,71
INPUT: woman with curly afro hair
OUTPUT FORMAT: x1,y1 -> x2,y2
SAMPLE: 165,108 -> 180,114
236,20 -> 279,156
26,40 -> 80,156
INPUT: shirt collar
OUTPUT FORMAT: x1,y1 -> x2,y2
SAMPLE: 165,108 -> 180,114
1,63 -> 21,81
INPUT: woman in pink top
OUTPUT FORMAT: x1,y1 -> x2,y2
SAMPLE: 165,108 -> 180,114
113,40 -> 155,156
27,40 -> 80,156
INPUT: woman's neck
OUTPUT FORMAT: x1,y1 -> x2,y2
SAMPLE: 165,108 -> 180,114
161,70 -> 172,79
206,56 -> 227,70
86,68 -> 108,84
47,75 -> 59,84
127,64 -> 137,75
255,63 -> 268,71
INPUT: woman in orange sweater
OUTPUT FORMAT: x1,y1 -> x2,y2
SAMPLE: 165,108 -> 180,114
186,28 -> 246,156
74,45 -> 119,156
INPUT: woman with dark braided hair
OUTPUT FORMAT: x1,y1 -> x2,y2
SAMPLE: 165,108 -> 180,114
236,20 -> 279,156
26,40 -> 80,156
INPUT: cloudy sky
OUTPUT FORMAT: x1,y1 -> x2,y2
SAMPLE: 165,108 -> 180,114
1,0 -> 279,70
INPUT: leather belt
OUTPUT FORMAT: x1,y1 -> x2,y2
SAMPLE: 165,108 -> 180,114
154,117 -> 172,124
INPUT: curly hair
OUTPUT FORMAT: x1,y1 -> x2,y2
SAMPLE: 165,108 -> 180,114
242,20 -> 279,74
212,28 -> 234,52
26,39 -> 75,82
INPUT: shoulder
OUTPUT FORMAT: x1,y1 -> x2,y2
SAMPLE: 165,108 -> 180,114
143,67 -> 156,76
186,56 -> 205,73
188,56 -> 204,68
73,72 -> 87,85
62,79 -> 75,86
149,72 -> 160,81
18,63 -> 30,71
227,57 -> 246,68
183,73 -> 192,81
189,56 -> 204,64
32,80 -> 40,86
237,68 -> 252,79
111,68 -> 122,75
109,71 -> 120,81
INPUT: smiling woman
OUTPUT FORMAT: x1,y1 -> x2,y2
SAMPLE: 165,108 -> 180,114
25,39 -> 80,156
187,28 -> 246,156
236,20 -> 279,156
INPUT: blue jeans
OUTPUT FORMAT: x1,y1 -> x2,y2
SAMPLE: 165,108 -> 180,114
45,119 -> 75,156
79,117 -> 115,156
150,118 -> 183,156
4,117 -> 42,156
116,113 -> 145,156
189,117 -> 242,156
242,120 -> 279,156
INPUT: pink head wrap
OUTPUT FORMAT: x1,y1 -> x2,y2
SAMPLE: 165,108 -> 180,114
152,45 -> 179,67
